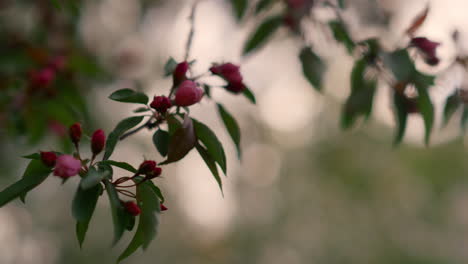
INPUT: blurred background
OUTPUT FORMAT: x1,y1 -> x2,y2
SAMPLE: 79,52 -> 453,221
2,0 -> 468,263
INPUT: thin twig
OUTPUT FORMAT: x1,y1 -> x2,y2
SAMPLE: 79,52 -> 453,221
119,118 -> 154,141
184,0 -> 200,61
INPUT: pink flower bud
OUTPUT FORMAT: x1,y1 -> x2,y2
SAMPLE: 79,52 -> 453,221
160,204 -> 168,211
69,123 -> 82,144
53,155 -> 81,178
91,129 -> 106,155
40,151 -> 57,167
138,160 -> 157,175
124,201 -> 141,216
173,61 -> 189,86
150,96 -> 172,113
174,80 -> 203,106
30,68 -> 55,88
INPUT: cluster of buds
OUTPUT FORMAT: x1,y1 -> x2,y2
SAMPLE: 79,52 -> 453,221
210,63 -> 246,93
410,37 -> 440,66
40,122 -> 107,178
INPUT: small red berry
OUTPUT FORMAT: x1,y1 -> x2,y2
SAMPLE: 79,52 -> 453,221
160,204 -> 168,211
174,80 -> 203,107
91,129 -> 106,155
150,96 -> 172,113
40,151 -> 57,167
69,123 -> 82,144
138,160 -> 157,175
124,201 -> 141,216
53,155 -> 81,178
173,61 -> 189,86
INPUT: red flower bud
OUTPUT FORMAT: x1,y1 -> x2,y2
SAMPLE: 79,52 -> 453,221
410,37 -> 440,66
286,0 -> 306,9
91,129 -> 106,155
173,61 -> 189,86
69,123 -> 82,144
150,96 -> 172,113
124,201 -> 141,216
174,80 -> 203,106
30,67 -> 55,88
210,63 -> 246,94
138,160 -> 157,174
53,155 -> 81,178
40,151 -> 57,167
146,166 -> 162,179
160,204 -> 168,211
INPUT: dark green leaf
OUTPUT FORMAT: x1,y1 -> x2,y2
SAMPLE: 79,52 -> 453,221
80,167 -> 111,190
393,92 -> 409,146
341,59 -> 376,129
103,116 -> 144,160
124,213 -> 136,231
381,49 -> 415,82
146,181 -> 165,203
443,91 -> 461,126
243,86 -> 257,104
196,144 -> 223,194
133,107 -> 150,113
217,104 -> 241,158
192,119 -> 227,174
99,160 -> 138,174
329,20 -> 355,54
338,0 -> 346,9
300,47 -> 326,91
76,221 -> 88,248
160,116 -> 196,165
462,106 -> 468,131
255,0 -> 276,13
118,181 -> 160,263
414,76 -> 434,145
164,57 -> 177,77
109,89 -> 149,105
22,153 -> 40,160
230,0 -> 248,20
153,129 -> 170,157
243,15 -> 283,55
104,180 -> 128,245
167,115 -> 182,136
0,160 -> 52,206
73,183 -> 102,248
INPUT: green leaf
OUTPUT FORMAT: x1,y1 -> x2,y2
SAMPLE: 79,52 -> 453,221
338,0 -> 346,9
196,144 -> 223,194
103,116 -> 144,160
164,57 -> 177,77
393,92 -> 409,146
443,91 -> 461,126
192,119 -> 227,174
73,183 -> 102,248
133,107 -> 150,113
255,0 -> 276,13
118,181 -> 160,263
243,86 -> 257,104
146,181 -> 165,203
230,0 -> 248,20
299,47 -> 326,91
461,106 -> 468,131
0,160 -> 52,206
109,89 -> 149,105
329,20 -> 355,54
104,180 -> 128,245
76,222 -> 89,248
99,160 -> 138,174
80,167 -> 111,190
217,104 -> 241,158
243,15 -> 283,56
22,153 -> 41,160
381,49 -> 415,82
414,76 -> 434,145
167,115 -> 182,136
153,129 -> 170,157
160,116 -> 196,165
341,58 -> 376,129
